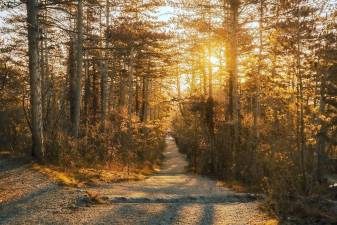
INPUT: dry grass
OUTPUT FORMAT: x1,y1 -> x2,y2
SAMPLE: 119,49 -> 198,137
216,180 -> 248,193
250,211 -> 279,225
32,163 -> 82,187
32,162 -> 161,207
261,219 -> 279,225
32,161 -> 160,188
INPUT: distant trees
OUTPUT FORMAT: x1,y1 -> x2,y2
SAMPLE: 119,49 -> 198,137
0,0 -> 172,166
316,7 -> 337,181
172,0 -> 337,219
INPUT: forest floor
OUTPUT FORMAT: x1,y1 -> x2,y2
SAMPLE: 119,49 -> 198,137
0,137 -> 276,225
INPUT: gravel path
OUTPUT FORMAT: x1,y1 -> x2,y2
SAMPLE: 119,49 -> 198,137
0,137 -> 272,225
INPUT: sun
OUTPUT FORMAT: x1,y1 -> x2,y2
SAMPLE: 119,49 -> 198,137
209,55 -> 221,73
210,55 -> 220,65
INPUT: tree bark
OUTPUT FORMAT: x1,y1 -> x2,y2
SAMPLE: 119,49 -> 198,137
225,0 -> 240,175
141,76 -> 149,123
26,0 -> 45,160
296,3 -> 307,191
119,62 -> 127,112
316,70 -> 326,183
190,55 -> 196,94
71,0 -> 83,137
253,0 -> 263,141
100,0 -> 109,131
127,48 -> 135,124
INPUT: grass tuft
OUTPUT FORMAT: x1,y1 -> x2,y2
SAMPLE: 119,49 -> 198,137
32,163 -> 82,187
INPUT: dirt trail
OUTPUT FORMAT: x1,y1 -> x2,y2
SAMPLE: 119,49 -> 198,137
0,137 -> 272,225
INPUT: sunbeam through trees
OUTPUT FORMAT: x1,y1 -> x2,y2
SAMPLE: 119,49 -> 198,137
0,0 -> 336,224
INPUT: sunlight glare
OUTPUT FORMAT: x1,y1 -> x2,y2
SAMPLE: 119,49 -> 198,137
240,77 -> 247,83
210,55 -> 220,65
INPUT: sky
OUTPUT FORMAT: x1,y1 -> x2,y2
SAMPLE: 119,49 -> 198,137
156,6 -> 176,21
0,11 -> 8,26
0,1 -> 336,35
0,4 -> 176,27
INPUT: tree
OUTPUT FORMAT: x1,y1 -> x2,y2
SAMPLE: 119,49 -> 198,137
225,0 -> 240,175
71,0 -> 83,137
26,0 -> 45,160
100,0 -> 110,131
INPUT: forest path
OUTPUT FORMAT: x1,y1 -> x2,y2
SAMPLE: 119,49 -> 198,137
0,137 -> 272,225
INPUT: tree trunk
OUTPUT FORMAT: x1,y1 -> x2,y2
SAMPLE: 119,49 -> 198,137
119,58 -> 128,114
253,0 -> 263,142
190,54 -> 196,95
176,65 -> 181,99
141,76 -> 149,123
208,16 -> 213,98
71,0 -> 83,137
127,48 -> 135,124
26,0 -> 45,160
296,3 -> 307,192
207,9 -> 215,172
100,0 -> 110,131
92,63 -> 99,120
225,0 -> 240,175
83,6 -> 90,127
316,45 -> 327,184
202,50 -> 207,97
